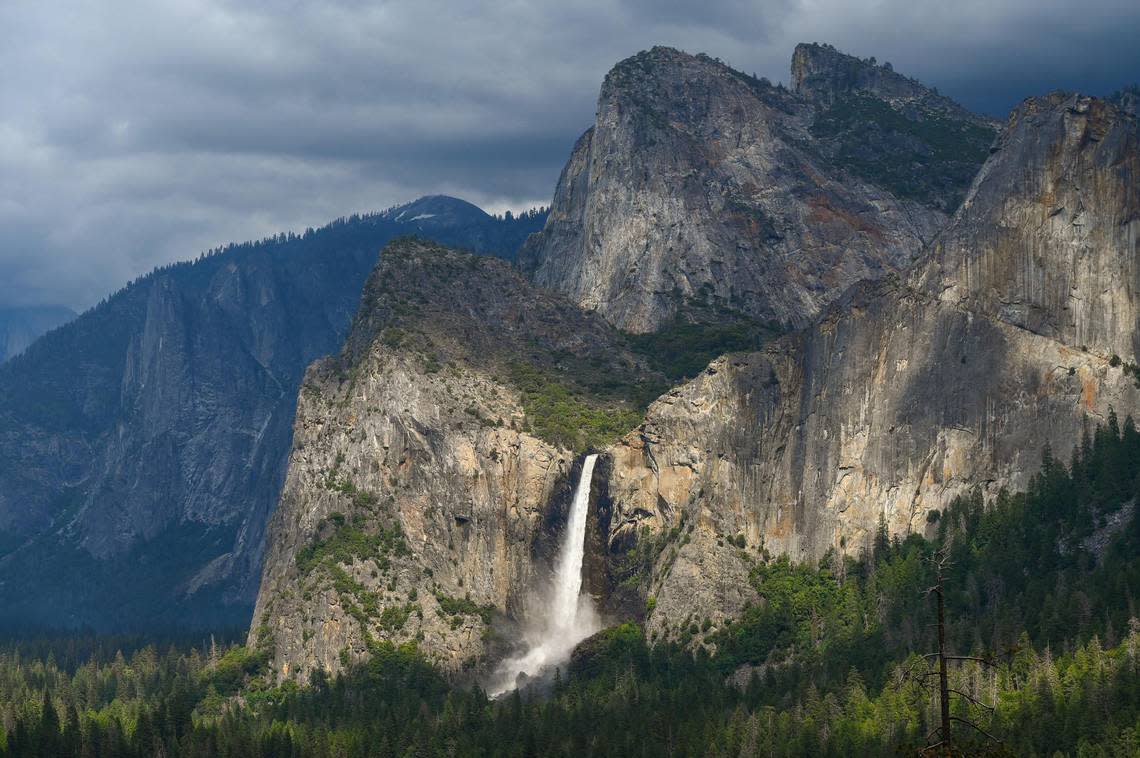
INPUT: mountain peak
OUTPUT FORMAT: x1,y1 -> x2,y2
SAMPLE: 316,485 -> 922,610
791,42 -> 990,126
382,195 -> 489,224
601,45 -> 782,106
377,195 -> 547,262
791,42 -> 925,104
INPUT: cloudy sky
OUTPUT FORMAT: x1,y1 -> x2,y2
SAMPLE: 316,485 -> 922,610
2,0 -> 1137,311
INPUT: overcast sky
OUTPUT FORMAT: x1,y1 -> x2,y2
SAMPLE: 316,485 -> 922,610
2,0 -> 1137,311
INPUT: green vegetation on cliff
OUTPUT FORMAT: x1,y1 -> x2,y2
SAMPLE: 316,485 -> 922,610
507,362 -> 651,451
294,515 -> 408,577
626,314 -> 780,381
811,92 -> 995,211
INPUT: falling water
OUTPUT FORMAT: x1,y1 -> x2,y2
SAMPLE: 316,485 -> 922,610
489,454 -> 600,695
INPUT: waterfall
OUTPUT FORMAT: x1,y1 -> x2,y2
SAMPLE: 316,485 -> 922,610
488,454 -> 600,695
549,453 -> 597,634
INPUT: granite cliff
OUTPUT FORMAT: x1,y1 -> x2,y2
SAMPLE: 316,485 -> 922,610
603,92 -> 1139,644
248,239 -> 660,681
252,58 -> 1136,678
520,44 -> 995,333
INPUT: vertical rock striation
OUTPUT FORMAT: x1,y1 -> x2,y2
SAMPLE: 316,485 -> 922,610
918,93 -> 1140,360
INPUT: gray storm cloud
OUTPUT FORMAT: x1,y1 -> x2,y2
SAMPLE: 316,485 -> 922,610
1,0 -> 1137,310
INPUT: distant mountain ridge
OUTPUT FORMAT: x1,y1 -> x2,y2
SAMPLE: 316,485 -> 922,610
0,306 -> 76,362
0,196 -> 545,632
375,195 -> 547,262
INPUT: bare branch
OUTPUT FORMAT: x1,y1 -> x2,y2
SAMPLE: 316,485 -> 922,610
923,652 -> 999,667
948,687 -> 995,712
944,655 -> 999,667
951,716 -> 1001,744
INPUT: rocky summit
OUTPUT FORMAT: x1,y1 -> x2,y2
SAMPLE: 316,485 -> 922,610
520,45 -> 995,333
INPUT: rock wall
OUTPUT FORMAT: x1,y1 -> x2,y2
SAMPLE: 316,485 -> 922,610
519,44 -> 978,333
602,94 -> 1140,643
249,239 -> 659,681
918,94 -> 1140,361
250,75 -> 1136,676
249,348 -> 571,680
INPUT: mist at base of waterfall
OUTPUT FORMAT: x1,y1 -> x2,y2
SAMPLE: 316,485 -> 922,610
486,454 -> 600,697
486,593 -> 600,697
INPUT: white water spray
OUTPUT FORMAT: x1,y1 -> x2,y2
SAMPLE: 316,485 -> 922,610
489,454 -> 600,695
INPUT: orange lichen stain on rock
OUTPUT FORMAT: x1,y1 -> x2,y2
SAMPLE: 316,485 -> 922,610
1081,375 -> 1097,409
806,194 -> 884,240
763,500 -> 796,540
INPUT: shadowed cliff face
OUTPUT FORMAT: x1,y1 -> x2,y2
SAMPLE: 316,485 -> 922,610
601,94 -> 1140,645
792,43 -> 1000,214
791,42 -> 930,105
917,93 -> 1140,360
520,44 -> 995,333
0,199 -> 545,632
248,239 -> 661,682
1111,86 -> 1139,118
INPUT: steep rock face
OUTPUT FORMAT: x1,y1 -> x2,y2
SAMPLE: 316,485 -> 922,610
251,351 -> 565,680
0,198 -> 545,631
918,93 -> 1140,360
602,94 -> 1140,643
519,44 -> 990,333
249,239 -> 657,681
1112,86 -> 1138,117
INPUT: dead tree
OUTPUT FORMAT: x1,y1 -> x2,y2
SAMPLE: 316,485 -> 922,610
911,545 -> 1001,756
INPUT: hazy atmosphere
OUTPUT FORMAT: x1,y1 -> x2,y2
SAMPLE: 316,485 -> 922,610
2,0 -> 1137,310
